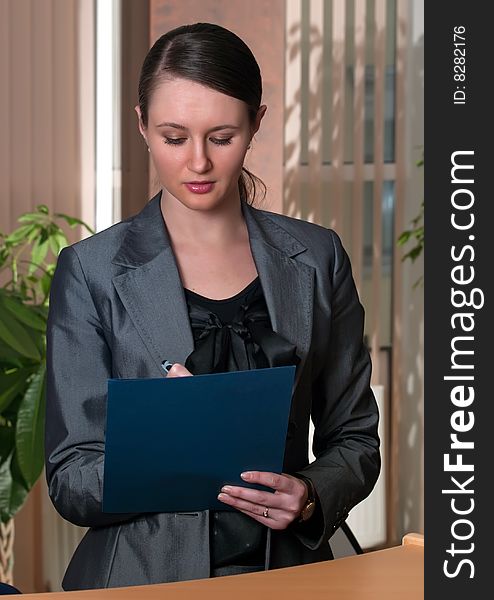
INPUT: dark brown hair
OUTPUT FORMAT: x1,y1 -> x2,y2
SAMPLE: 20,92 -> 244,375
138,23 -> 266,205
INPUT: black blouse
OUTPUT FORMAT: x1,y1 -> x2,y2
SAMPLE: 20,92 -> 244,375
183,277 -> 299,571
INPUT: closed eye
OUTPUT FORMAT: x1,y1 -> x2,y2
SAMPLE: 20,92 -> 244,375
164,137 -> 186,145
210,137 -> 233,146
163,136 -> 233,146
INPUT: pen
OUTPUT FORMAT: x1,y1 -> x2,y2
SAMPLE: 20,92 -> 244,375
161,360 -> 174,374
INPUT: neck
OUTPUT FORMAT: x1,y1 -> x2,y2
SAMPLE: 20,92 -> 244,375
160,190 -> 247,247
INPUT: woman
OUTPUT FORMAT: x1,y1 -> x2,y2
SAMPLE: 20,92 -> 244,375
45,23 -> 380,590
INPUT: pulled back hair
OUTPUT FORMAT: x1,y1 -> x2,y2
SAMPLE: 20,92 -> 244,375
138,23 -> 266,205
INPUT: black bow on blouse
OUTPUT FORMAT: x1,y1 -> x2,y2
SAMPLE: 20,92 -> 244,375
184,294 -> 300,375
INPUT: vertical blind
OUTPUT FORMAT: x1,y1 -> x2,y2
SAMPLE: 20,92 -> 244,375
285,0 -> 408,545
0,0 -> 94,242
284,0 -> 401,387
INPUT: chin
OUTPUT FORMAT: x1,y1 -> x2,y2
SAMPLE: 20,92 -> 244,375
164,186 -> 238,212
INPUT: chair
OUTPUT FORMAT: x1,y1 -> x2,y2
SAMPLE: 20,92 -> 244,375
329,521 -> 364,558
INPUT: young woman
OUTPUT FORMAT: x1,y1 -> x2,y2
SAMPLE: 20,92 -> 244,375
45,23 -> 380,590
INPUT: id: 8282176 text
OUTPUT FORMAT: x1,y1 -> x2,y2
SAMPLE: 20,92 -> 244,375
453,25 -> 466,105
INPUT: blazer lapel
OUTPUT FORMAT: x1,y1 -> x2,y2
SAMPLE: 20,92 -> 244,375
243,204 -> 315,388
111,194 -> 194,376
110,194 -> 314,386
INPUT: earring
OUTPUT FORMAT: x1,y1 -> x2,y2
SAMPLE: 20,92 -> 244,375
147,147 -> 150,153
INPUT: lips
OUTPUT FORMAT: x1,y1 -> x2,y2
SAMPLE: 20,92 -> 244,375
185,182 -> 215,194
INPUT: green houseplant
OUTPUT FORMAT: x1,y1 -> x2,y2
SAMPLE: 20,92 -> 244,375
0,205 -> 93,582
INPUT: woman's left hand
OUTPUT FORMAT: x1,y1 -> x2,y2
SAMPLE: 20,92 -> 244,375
217,471 -> 308,530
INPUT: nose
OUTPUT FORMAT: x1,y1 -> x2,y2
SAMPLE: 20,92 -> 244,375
187,140 -> 212,174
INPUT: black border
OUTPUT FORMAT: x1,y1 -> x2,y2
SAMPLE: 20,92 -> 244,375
425,3 -> 491,596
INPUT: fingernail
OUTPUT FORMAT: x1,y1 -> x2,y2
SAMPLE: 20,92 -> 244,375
241,472 -> 252,480
221,486 -> 232,493
217,493 -> 226,500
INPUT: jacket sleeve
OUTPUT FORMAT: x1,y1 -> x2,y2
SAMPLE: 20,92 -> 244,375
45,246 -> 137,527
294,231 -> 381,549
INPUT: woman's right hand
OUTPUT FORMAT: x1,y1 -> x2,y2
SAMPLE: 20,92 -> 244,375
165,363 -> 193,377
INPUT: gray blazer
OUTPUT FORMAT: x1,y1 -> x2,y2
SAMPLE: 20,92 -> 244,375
45,193 -> 380,590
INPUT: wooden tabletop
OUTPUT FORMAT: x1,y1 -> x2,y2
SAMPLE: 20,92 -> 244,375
19,535 -> 424,599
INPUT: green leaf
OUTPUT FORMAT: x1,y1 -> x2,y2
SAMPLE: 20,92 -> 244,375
33,305 -> 49,321
0,425 -> 14,464
36,205 -> 49,214
0,450 -> 15,520
397,231 -> 411,245
38,227 -> 50,245
0,449 -> 29,522
4,224 -> 37,245
408,246 -> 424,262
413,226 -> 424,239
48,230 -> 68,258
1,392 -> 23,424
29,237 -> 50,275
0,295 -> 47,332
0,340 -> 23,368
0,249 -> 9,269
24,325 -> 45,361
0,308 -> 41,360
26,226 -> 41,243
55,213 -> 95,234
55,231 -> 68,253
48,235 -> 58,257
17,212 -> 48,224
40,273 -> 52,299
16,365 -> 46,488
0,369 -> 31,414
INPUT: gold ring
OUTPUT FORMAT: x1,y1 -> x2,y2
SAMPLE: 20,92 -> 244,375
263,507 -> 269,518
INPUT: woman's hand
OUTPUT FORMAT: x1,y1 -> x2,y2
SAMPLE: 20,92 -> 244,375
217,471 -> 309,530
165,363 -> 193,377
165,368 -> 307,529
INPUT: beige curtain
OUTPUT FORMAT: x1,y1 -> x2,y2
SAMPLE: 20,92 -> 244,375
0,0 -> 95,592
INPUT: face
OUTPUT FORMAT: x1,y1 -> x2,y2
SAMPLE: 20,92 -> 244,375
136,77 -> 266,213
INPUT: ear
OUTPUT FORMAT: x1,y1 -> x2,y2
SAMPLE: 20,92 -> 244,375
135,105 -> 147,139
251,105 -> 267,136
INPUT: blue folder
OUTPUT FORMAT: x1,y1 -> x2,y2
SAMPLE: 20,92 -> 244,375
102,365 -> 296,513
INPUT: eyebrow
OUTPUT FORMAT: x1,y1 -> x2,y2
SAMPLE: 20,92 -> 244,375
156,122 -> 240,132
